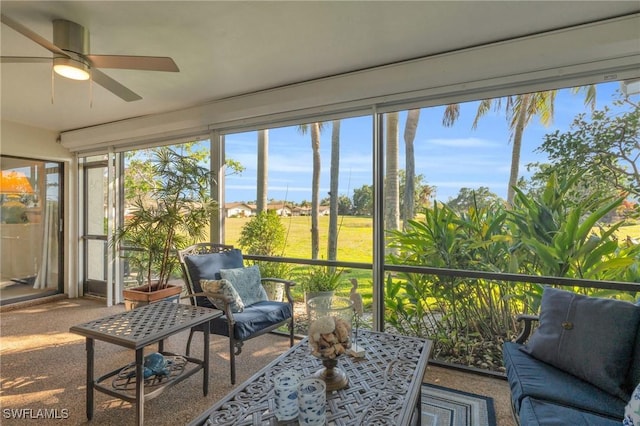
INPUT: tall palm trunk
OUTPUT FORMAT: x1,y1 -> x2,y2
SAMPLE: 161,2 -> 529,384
385,112 -> 400,233
507,94 -> 531,206
311,122 -> 321,259
403,109 -> 420,228
328,120 -> 340,261
257,129 -> 268,214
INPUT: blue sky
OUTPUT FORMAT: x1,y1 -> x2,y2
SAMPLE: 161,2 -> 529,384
223,81 -> 624,204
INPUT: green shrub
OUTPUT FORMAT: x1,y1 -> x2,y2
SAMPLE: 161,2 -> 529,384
238,210 -> 285,256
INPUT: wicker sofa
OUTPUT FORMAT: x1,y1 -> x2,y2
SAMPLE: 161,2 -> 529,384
503,287 -> 640,425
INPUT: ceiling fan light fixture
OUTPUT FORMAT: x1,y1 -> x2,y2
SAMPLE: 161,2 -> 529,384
53,56 -> 90,80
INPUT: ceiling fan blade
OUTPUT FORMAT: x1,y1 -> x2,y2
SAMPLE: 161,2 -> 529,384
1,56 -> 51,64
1,14 -> 67,57
92,69 -> 142,102
87,55 -> 179,72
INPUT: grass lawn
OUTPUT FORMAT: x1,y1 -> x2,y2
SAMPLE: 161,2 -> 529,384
226,215 -> 374,305
225,215 -> 374,262
222,215 -> 640,306
617,223 -> 640,242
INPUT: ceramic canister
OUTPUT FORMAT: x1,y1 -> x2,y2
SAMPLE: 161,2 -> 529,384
298,378 -> 326,425
273,370 -> 303,421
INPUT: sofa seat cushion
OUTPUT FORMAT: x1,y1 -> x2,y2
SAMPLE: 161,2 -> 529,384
211,301 -> 292,341
519,397 -> 622,426
503,342 -> 626,419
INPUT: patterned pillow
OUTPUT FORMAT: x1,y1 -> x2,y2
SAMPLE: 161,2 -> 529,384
200,279 -> 244,313
624,383 -> 640,426
219,265 -> 268,307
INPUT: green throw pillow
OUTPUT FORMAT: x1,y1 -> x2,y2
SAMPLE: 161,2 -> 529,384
200,279 -> 244,313
219,265 -> 268,307
521,287 -> 640,400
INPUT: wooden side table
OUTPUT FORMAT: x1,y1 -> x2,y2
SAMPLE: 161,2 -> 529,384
70,301 -> 221,425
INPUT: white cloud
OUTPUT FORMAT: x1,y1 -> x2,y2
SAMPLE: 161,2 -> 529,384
427,137 -> 501,148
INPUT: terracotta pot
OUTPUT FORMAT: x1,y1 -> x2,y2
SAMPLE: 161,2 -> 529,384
123,283 -> 182,310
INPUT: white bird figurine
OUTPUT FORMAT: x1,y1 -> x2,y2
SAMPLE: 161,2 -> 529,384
349,279 -> 364,316
348,279 -> 366,357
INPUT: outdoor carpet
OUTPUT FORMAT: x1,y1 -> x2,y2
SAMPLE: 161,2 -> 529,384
422,383 -> 497,426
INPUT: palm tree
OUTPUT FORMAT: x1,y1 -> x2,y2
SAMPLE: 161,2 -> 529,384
402,109 -> 420,228
472,86 -> 595,205
385,112 -> 400,232
328,120 -> 341,261
400,104 -> 459,226
257,129 -> 268,214
298,122 -> 324,259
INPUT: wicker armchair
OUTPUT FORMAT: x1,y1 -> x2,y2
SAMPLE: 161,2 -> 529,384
178,243 -> 295,384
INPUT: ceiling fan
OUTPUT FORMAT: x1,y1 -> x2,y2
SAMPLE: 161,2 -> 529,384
0,14 -> 179,101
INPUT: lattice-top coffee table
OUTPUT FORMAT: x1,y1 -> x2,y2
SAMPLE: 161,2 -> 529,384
70,301 -> 221,426
189,330 -> 432,425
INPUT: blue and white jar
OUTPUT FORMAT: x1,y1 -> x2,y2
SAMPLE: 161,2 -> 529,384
273,370 -> 302,421
298,378 -> 326,425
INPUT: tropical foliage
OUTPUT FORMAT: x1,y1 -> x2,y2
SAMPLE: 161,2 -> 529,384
385,174 -> 639,369
532,92 -> 639,199
115,147 -> 217,288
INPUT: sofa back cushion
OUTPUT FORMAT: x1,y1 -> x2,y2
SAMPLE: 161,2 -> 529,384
183,249 -> 244,308
628,302 -> 640,392
521,287 -> 640,400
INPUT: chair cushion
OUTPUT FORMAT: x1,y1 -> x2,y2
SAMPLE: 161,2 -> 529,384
220,265 -> 269,307
503,342 -> 626,419
200,279 -> 244,313
211,301 -> 292,341
520,287 -> 640,399
519,397 -> 622,426
183,249 -> 244,309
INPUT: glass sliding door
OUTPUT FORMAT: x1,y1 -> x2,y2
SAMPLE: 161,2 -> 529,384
0,156 -> 63,305
82,157 -> 110,298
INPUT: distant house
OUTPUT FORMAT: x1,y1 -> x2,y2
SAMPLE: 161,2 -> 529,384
292,206 -> 311,216
290,205 -> 330,216
267,203 -> 292,217
225,202 -> 255,217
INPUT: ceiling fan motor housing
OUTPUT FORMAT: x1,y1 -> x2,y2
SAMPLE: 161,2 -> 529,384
52,19 -> 90,70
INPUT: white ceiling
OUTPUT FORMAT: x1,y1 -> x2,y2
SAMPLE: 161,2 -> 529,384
2,1 -> 639,133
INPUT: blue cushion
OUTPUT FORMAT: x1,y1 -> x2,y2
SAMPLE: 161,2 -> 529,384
519,397 -> 621,426
183,249 -> 244,309
220,265 -> 269,307
521,287 -> 640,399
503,342 -> 626,419
210,301 -> 292,341
628,302 -> 640,393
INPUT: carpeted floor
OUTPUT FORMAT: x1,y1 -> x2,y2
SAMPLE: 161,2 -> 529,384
0,297 -> 515,425
422,383 -> 496,426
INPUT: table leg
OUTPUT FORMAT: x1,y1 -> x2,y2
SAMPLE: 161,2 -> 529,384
158,339 -> 164,353
416,388 -> 422,426
136,349 -> 144,426
86,338 -> 94,420
203,325 -> 210,396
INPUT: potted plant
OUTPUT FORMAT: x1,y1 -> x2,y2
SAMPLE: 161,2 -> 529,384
302,265 -> 345,316
114,147 -> 217,309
